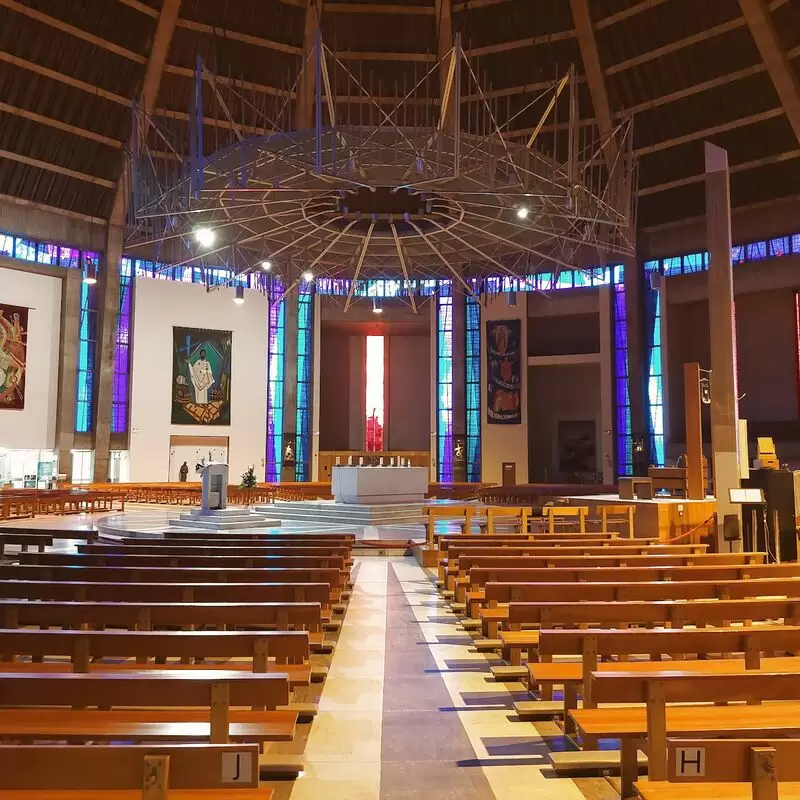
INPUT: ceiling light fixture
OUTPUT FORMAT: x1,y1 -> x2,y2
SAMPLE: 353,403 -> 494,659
233,285 -> 245,305
194,227 -> 216,248
516,205 -> 530,220
82,259 -> 98,285
260,260 -> 272,271
372,297 -> 383,315
302,270 -> 314,282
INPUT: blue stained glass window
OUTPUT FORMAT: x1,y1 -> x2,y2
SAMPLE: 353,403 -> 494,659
746,241 -> 767,260
613,276 -> 632,477
731,245 -> 745,265
792,234 -> 800,254
663,257 -> 682,276
75,262 -> 98,433
266,282 -> 285,482
768,236 -> 790,258
14,239 -> 37,261
295,287 -> 314,482
682,252 -> 706,273
112,258 -> 133,434
37,243 -> 59,264
0,233 -> 13,257
647,288 -> 665,467
437,284 -> 454,483
644,260 -> 660,273
465,294 -> 481,483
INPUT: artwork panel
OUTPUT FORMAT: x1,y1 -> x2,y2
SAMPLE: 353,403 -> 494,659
171,326 -> 232,425
486,319 -> 521,425
0,303 -> 28,410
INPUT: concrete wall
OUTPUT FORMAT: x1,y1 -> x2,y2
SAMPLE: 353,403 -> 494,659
528,363 -> 602,482
482,293 -> 528,485
0,266 -> 61,450
128,278 -> 268,482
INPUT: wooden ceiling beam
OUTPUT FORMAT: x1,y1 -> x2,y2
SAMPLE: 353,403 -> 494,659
162,64 -> 294,98
0,0 -> 147,63
0,148 -> 115,188
296,0 -> 322,131
334,50 -> 434,62
465,29 -> 575,58
325,3 -> 434,13
595,0 -> 667,30
0,102 -> 121,148
569,0 -> 617,167
0,192 -> 108,226
0,51 -> 132,106
638,148 -> 800,196
738,0 -> 800,146
175,18 -> 301,57
118,0 -> 158,19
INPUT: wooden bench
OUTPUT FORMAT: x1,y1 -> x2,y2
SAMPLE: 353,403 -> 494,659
0,532 -> 53,557
21,552 -> 348,572
494,595 -> 800,669
0,671 -> 289,743
575,670 -> 800,798
542,505 -> 589,533
0,627 -> 312,670
461,563 -> 800,607
0,565 -> 346,598
423,505 -> 477,543
588,504 -> 636,537
635,737 -> 800,800
0,579 -> 333,607
82,543 -> 352,560
0,743 -> 269,796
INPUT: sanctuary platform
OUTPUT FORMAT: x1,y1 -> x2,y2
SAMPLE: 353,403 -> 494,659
562,493 -> 717,540
166,507 -> 282,533
258,499 -> 425,527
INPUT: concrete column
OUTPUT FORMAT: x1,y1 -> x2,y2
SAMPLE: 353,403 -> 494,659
451,291 -> 466,482
311,293 -> 321,481
93,223 -> 122,482
598,286 -> 614,484
624,253 -> 646,475
348,335 -> 365,450
705,143 -> 740,531
684,362 -> 705,501
55,269 -> 81,479
281,292 -> 299,481
480,293 -> 528,485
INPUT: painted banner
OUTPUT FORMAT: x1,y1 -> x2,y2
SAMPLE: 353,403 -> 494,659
171,327 -> 232,425
486,319 -> 521,424
0,303 -> 28,410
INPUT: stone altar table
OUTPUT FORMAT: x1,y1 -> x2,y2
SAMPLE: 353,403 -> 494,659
331,466 -> 428,505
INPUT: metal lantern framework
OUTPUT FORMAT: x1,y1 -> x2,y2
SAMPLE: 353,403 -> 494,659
127,34 -> 636,311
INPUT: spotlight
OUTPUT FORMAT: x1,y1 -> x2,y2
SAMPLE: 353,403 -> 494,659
82,260 -> 98,285
233,285 -> 245,305
372,298 -> 383,315
302,270 -> 314,282
194,227 -> 216,248
260,260 -> 272,271
516,206 -> 530,220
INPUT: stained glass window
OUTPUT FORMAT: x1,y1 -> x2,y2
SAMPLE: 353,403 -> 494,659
613,274 -> 632,477
465,294 -> 481,483
75,254 -> 99,433
436,284 -> 454,482
295,287 -> 314,481
112,258 -> 133,434
647,288 -> 665,467
266,282 -> 285,482
365,335 -> 385,452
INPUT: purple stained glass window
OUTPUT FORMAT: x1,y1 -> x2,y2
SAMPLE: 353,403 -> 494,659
437,285 -> 454,482
112,258 -> 133,434
613,277 -> 632,477
266,282 -> 285,482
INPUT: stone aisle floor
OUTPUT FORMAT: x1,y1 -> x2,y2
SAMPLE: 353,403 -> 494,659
285,556 -> 613,800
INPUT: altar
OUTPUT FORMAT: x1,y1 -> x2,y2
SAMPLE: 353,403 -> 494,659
331,465 -> 428,505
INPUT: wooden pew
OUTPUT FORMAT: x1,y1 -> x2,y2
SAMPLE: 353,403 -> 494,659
588,504 -> 636,537
635,737 -> 800,800
81,543 -> 352,560
462,563 -> 800,607
0,671 -> 289,743
0,627 -> 312,671
0,598 -> 325,633
20,552 -> 348,572
0,565 -> 346,598
0,532 -> 53,557
0,580 -> 332,607
0,743 -> 269,796
576,670 -> 800,798
495,595 -> 800,669
542,505 -> 589,533
160,532 -> 355,543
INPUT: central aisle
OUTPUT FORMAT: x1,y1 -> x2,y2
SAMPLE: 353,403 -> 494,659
288,556 -> 596,800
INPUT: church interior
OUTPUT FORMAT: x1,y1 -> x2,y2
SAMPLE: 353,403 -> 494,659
3,0 -> 800,797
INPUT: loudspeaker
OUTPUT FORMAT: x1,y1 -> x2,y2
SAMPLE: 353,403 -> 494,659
722,514 -> 741,542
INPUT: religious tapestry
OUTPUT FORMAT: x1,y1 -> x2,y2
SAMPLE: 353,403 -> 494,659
0,303 -> 28,410
486,319 -> 521,424
171,327 -> 232,425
